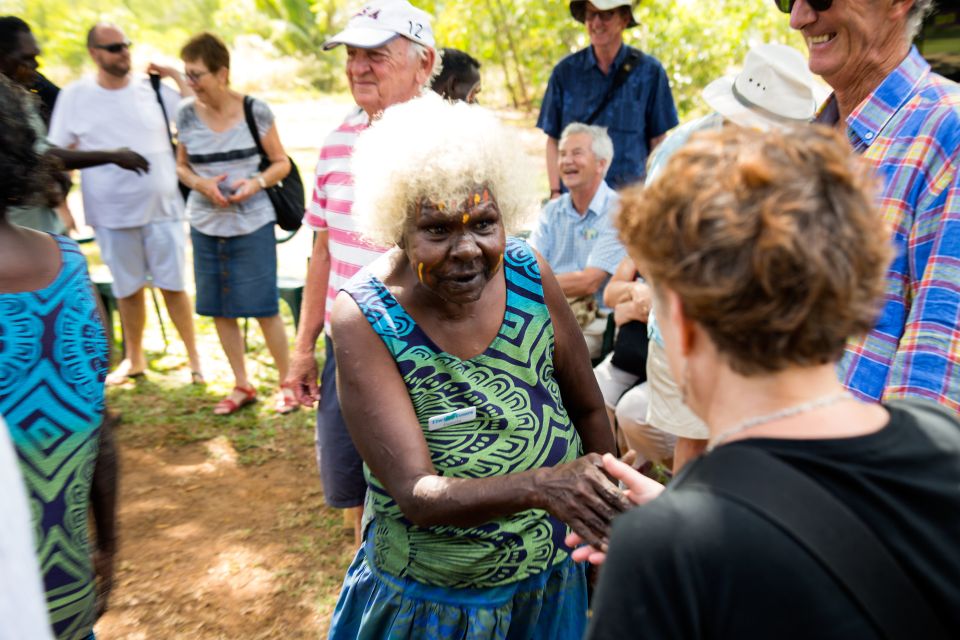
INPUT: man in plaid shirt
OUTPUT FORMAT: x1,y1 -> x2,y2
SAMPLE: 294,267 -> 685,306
782,0 -> 959,415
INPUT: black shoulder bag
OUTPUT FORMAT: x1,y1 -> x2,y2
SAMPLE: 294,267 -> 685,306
610,320 -> 648,379
242,95 -> 305,232
583,48 -> 643,125
148,74 -> 191,202
688,433 -> 951,640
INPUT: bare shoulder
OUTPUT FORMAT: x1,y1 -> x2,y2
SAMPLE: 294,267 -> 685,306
330,290 -> 366,343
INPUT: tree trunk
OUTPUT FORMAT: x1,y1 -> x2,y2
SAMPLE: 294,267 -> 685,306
483,0 -> 521,108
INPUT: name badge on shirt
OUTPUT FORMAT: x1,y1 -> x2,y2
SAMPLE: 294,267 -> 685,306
582,228 -> 598,240
428,407 -> 477,431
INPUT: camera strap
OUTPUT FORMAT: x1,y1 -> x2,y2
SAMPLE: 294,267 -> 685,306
584,47 -> 642,125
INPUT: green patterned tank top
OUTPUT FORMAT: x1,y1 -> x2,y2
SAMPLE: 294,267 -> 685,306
342,237 -> 582,588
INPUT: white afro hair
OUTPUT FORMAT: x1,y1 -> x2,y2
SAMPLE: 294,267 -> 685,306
351,92 -> 538,246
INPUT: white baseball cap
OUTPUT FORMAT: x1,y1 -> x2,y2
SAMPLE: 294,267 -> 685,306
702,43 -> 822,131
569,0 -> 638,28
323,0 -> 435,51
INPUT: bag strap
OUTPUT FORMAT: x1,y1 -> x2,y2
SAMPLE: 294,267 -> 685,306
242,95 -> 267,160
148,74 -> 177,154
687,445 -> 950,640
583,48 -> 642,125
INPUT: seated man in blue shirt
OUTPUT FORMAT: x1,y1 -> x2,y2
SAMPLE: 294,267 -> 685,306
529,123 -> 626,358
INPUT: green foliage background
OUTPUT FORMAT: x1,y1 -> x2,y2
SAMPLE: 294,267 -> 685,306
2,0 -> 804,118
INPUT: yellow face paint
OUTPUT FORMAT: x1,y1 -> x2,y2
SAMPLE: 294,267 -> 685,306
473,193 -> 481,205
495,253 -> 504,272
462,213 -> 470,225
418,262 -> 425,283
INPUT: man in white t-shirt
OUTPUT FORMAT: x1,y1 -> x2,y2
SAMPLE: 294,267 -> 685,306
49,23 -> 203,385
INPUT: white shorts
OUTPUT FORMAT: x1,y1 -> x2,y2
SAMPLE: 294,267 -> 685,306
646,339 -> 709,439
593,353 -> 641,410
614,382 -> 677,464
582,314 -> 610,360
94,220 -> 187,299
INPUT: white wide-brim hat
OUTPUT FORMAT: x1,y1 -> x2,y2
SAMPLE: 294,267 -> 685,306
702,43 -> 823,131
323,0 -> 435,50
569,0 -> 638,28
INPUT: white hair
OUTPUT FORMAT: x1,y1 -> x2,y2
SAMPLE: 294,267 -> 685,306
906,0 -> 936,41
351,92 -> 538,246
559,122 -> 614,176
407,39 -> 440,87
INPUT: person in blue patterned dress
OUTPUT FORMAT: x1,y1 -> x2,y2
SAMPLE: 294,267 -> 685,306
327,93 -> 630,639
0,75 -> 110,640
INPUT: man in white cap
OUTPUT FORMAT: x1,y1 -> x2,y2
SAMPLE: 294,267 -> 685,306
537,0 -> 677,196
595,43 -> 823,473
287,0 -> 436,545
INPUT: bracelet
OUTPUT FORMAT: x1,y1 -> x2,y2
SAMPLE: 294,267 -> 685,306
256,174 -> 267,190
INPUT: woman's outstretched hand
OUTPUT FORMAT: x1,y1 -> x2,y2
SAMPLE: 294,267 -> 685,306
534,453 -> 632,552
564,452 -> 665,565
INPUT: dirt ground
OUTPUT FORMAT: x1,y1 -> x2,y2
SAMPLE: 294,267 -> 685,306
94,423 -> 356,639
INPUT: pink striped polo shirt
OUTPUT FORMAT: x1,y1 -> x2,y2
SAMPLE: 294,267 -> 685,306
305,107 -> 390,328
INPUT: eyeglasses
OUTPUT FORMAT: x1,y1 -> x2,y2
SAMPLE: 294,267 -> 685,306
93,40 -> 132,54
184,70 -> 211,83
774,0 -> 833,13
584,8 -> 621,22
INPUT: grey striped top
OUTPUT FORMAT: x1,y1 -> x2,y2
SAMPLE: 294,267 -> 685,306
176,96 -> 276,237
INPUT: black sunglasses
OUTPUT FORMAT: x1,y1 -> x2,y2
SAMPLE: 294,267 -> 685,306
94,41 -> 132,54
774,0 -> 833,12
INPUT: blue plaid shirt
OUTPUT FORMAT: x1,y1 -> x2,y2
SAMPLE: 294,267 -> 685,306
528,180 -> 626,307
818,47 -> 960,415
537,44 -> 678,188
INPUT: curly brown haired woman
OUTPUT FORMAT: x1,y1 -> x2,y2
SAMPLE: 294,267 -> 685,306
569,125 -> 960,640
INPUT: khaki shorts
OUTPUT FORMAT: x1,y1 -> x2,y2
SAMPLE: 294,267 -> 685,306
645,339 -> 709,439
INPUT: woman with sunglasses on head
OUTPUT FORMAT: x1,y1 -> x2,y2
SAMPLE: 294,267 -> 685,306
175,32 -> 298,415
577,125 -> 960,639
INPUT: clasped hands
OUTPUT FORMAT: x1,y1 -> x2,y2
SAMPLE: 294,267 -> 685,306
197,174 -> 262,207
556,452 -> 665,565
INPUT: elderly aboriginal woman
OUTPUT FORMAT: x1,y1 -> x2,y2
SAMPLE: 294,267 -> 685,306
574,125 -> 960,639
327,93 -> 629,639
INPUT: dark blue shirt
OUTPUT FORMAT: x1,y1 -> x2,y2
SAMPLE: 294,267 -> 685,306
537,44 -> 678,188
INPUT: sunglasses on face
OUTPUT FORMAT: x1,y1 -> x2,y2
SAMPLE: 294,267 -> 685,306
774,0 -> 833,12
93,40 -> 132,54
584,8 -> 621,22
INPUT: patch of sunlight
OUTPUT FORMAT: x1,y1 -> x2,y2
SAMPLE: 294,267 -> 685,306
205,435 -> 239,467
201,547 -> 277,599
159,522 -> 205,540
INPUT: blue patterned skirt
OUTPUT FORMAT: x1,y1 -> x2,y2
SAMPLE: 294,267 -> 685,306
329,536 -> 587,640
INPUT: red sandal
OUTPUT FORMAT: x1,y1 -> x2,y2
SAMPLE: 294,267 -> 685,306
275,381 -> 299,415
214,385 -> 257,416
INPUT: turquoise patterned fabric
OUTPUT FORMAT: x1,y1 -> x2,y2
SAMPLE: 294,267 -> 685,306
0,235 -> 108,640
329,535 -> 587,640
342,237 -> 583,589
